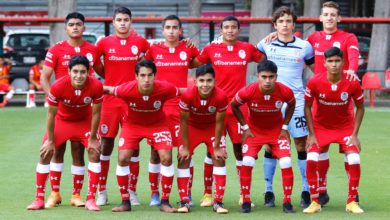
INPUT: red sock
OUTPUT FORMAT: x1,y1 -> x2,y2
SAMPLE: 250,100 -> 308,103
99,158 -> 110,192
35,164 -> 50,200
117,174 -> 129,200
203,162 -> 213,194
177,168 -> 190,202
281,167 -> 294,204
149,163 -> 160,196
344,160 -> 349,178
72,174 -> 84,195
318,158 -> 329,193
161,175 -> 173,200
50,171 -> 62,192
213,167 -> 226,203
189,165 -> 194,195
129,160 -> 139,192
306,160 -> 319,203
347,164 -> 360,203
240,165 -> 253,203
87,163 -> 100,201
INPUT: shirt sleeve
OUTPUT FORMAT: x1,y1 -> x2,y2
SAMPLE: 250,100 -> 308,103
114,82 -> 132,99
29,67 -> 34,77
179,91 -> 191,112
190,46 -> 200,58
304,41 -> 315,65
234,87 -> 249,106
351,81 -> 364,105
141,37 -> 151,53
143,45 -> 154,61
304,79 -> 315,103
249,44 -> 263,62
217,94 -> 229,112
93,80 -> 104,104
47,82 -> 61,106
256,39 -> 266,54
196,44 -> 212,64
44,46 -> 58,69
346,34 -> 360,71
283,86 -> 296,104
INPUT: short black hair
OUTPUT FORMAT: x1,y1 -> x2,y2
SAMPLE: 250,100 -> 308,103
135,59 -> 156,75
162,14 -> 182,29
65,12 -> 85,24
324,47 -> 343,59
68,55 -> 90,70
220,15 -> 240,29
113,7 -> 132,19
257,60 -> 278,74
196,64 -> 215,78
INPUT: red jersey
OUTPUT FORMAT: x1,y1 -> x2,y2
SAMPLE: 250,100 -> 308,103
304,74 -> 364,130
0,65 -> 10,85
144,41 -> 199,88
47,76 -> 104,121
196,41 -> 263,99
307,30 -> 359,74
179,86 -> 228,129
44,40 -> 100,79
29,64 -> 42,84
114,80 -> 179,125
234,82 -> 295,136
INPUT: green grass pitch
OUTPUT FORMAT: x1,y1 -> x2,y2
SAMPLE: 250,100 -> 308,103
0,107 -> 389,219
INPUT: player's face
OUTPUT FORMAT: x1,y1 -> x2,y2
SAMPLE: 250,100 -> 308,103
136,67 -> 155,91
69,64 -> 88,89
320,7 -> 340,30
162,19 -> 182,43
274,14 -> 295,36
258,71 -> 277,92
324,55 -> 343,75
195,73 -> 215,97
113,13 -> 132,35
220,20 -> 240,43
65,19 -> 85,39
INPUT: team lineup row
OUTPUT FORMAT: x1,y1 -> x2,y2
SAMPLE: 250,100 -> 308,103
25,1 -> 364,215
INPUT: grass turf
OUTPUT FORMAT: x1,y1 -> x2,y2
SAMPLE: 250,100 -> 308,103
0,107 -> 389,219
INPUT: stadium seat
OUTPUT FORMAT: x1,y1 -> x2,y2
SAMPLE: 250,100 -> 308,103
362,72 -> 381,108
11,78 -> 29,92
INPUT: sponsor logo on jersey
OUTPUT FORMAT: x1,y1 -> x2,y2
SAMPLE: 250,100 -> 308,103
319,93 -> 326,98
63,54 -> 71,59
208,106 -> 216,113
153,100 -> 162,109
109,48 -> 116,53
129,102 -> 136,107
242,144 -> 248,153
179,51 -> 187,61
131,45 -> 139,55
333,41 -> 341,48
275,100 -> 283,109
340,92 -> 349,101
86,53 -> 93,62
238,50 -> 246,59
156,54 -> 163,60
84,96 -> 92,104
251,103 -> 258,107
214,53 -> 222,58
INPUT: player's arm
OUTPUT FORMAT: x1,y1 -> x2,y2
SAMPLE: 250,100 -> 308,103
29,71 -> 41,89
189,57 -> 203,69
178,111 -> 191,161
88,103 -> 102,155
304,100 -> 318,150
213,111 -> 227,161
279,99 -> 295,142
40,65 -> 54,94
231,99 -> 254,142
103,85 -> 115,95
93,63 -> 105,79
345,35 -> 360,81
348,102 -> 365,151
40,105 -> 57,159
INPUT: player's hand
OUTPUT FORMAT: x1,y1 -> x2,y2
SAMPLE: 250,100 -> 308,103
305,134 -> 319,151
178,145 -> 190,162
88,137 -> 101,155
278,129 -> 291,144
36,85 -> 42,90
347,135 -> 361,152
242,129 -> 255,143
344,69 -> 360,81
264,31 -> 278,44
40,140 -> 55,159
214,147 -> 227,161
182,38 -> 196,48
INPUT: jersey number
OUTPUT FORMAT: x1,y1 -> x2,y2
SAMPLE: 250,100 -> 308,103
237,123 -> 243,134
153,131 -> 172,145
278,139 -> 290,150
294,116 -> 307,129
343,136 -> 353,146
211,136 -> 226,148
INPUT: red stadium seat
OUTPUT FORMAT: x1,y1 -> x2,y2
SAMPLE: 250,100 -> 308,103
362,72 -> 381,107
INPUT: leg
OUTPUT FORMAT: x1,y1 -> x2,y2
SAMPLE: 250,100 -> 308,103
303,152 -> 322,214
129,149 -> 140,205
96,137 -> 115,206
317,145 -> 330,206
212,156 -> 228,214
294,136 -> 311,208
345,152 -> 363,213
279,156 -> 295,213
70,141 -> 86,207
112,149 -> 134,212
157,149 -> 176,213
149,148 -> 161,206
85,142 -> 101,211
201,152 -> 214,207
45,143 -> 66,208
240,156 -> 255,213
263,147 -> 277,207
177,154 -> 191,213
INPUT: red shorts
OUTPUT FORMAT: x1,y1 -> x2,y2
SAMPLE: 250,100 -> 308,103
242,127 -> 291,159
0,84 -> 11,92
42,118 -> 91,149
186,125 -> 226,156
99,101 -> 127,138
164,104 -> 181,147
225,104 -> 248,144
118,121 -> 173,151
309,128 -> 360,153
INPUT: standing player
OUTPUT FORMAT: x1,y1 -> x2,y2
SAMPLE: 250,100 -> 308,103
177,65 -> 229,214
191,15 -> 263,206
26,59 -> 44,108
104,59 -> 178,213
94,7 -> 150,206
39,12 -> 102,208
231,60 -> 296,213
0,55 -> 14,108
26,55 -> 103,211
256,6 -> 314,208
144,14 -> 199,206
303,47 -> 364,214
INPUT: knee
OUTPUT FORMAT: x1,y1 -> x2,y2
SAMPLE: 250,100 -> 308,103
150,150 -> 160,163
279,157 -> 292,169
242,156 -> 256,167
159,153 -> 172,166
347,153 -> 360,165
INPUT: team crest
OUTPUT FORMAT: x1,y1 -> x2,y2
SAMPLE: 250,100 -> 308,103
153,100 -> 162,109
100,124 -> 108,134
86,53 -> 93,61
333,41 -> 341,48
118,138 -> 124,147
208,106 -> 216,113
84,97 -> 92,104
340,92 -> 349,101
275,101 -> 283,109
238,50 -> 246,59
242,144 -> 248,153
179,51 -> 187,61
131,45 -> 139,55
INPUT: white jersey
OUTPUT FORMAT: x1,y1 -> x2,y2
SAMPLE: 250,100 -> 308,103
257,37 -> 314,107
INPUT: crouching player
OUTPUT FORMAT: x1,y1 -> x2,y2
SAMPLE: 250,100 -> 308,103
303,47 -> 364,214
103,59 -> 178,213
27,55 -> 103,211
177,64 -> 229,214
231,60 -> 296,213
